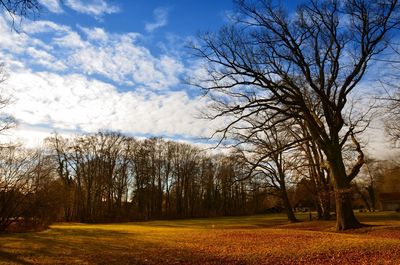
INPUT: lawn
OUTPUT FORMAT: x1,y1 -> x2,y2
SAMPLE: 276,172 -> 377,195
1,212 -> 400,264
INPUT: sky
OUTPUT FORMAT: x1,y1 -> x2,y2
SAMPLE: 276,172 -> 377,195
0,0 -> 396,157
0,0 -> 244,146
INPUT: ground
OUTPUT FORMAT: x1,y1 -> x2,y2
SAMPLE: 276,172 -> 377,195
1,212 -> 400,264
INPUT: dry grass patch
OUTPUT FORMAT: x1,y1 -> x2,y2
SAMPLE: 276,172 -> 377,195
0,213 -> 400,264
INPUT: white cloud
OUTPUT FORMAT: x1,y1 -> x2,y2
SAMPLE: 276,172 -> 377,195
2,70 -> 218,139
0,17 -> 29,53
145,7 -> 170,32
79,26 -> 108,42
62,28 -> 183,89
26,47 -> 67,71
0,16 -> 183,88
0,14 -> 223,148
21,19 -> 69,35
65,0 -> 120,18
39,0 -> 63,14
53,30 -> 85,48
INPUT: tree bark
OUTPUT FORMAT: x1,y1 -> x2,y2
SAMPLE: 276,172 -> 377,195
328,153 -> 362,230
334,183 -> 361,230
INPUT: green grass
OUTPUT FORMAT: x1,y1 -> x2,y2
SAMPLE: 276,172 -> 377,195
129,212 -> 311,228
0,212 -> 400,264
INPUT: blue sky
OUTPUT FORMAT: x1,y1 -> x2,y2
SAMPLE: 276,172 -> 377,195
38,1 -> 236,54
0,0 -> 394,156
0,0 -> 247,145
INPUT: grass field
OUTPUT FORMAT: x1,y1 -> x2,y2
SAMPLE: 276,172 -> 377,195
1,212 -> 400,264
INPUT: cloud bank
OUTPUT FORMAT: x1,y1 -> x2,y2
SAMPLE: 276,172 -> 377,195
0,14 -> 219,146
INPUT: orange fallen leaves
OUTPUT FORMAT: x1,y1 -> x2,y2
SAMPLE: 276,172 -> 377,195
0,216 -> 400,264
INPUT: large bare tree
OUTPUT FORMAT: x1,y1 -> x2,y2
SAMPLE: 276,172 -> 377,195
191,0 -> 400,230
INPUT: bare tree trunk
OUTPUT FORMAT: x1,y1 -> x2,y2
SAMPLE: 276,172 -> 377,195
334,183 -> 361,231
315,198 -> 323,220
329,155 -> 361,230
320,190 -> 331,220
281,188 -> 298,223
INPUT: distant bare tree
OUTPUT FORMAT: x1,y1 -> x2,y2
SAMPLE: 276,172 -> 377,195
0,146 -> 32,231
0,147 -> 61,231
22,149 -> 63,229
353,157 -> 381,212
234,112 -> 301,222
370,35 -> 400,147
296,124 -> 332,220
384,90 -> 400,146
45,134 -> 75,221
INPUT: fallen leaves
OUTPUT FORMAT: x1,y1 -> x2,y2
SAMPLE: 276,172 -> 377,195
0,215 -> 400,264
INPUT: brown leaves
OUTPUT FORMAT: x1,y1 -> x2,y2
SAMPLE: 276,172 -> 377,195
1,219 -> 400,264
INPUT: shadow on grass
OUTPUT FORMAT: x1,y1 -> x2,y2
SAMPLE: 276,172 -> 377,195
0,250 -> 32,265
1,212 -> 399,264
0,227 -> 238,265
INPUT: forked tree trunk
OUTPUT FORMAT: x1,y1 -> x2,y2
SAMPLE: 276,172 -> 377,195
328,153 -> 362,231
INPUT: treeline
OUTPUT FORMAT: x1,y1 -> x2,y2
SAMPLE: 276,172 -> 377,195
0,132 -> 277,230
1,131 -> 398,232
49,132 -> 255,222
0,147 -> 64,231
